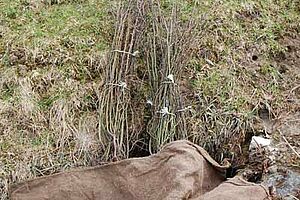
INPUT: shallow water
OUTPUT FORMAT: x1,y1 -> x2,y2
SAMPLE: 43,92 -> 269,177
263,169 -> 300,199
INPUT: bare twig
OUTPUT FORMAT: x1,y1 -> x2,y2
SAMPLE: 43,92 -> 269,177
98,0 -> 146,161
278,130 -> 300,159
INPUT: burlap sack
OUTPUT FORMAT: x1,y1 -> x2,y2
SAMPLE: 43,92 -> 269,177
10,140 -> 270,200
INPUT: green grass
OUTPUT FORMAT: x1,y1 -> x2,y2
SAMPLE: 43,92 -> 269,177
0,1 -> 111,198
186,0 -> 299,168
1,0 -> 300,199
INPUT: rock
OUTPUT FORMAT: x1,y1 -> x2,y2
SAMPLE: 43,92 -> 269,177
249,136 -> 271,150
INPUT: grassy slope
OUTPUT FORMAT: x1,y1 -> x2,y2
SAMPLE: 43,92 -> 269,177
0,1 -> 112,198
187,0 -> 299,159
0,0 -> 299,199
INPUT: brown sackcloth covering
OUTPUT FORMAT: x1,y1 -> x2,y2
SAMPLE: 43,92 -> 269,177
10,140 -> 270,200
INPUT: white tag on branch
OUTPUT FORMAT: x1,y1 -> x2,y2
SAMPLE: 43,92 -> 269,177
146,100 -> 153,106
119,81 -> 127,88
118,82 -> 127,92
167,74 -> 175,84
157,107 -> 175,117
132,50 -> 140,57
249,136 -> 271,150
107,81 -> 127,91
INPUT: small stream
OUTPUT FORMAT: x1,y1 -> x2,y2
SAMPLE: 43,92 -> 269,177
263,169 -> 300,199
249,134 -> 300,199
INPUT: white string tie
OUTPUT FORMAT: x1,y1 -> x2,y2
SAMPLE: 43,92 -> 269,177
177,106 -> 192,112
157,107 -> 175,117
